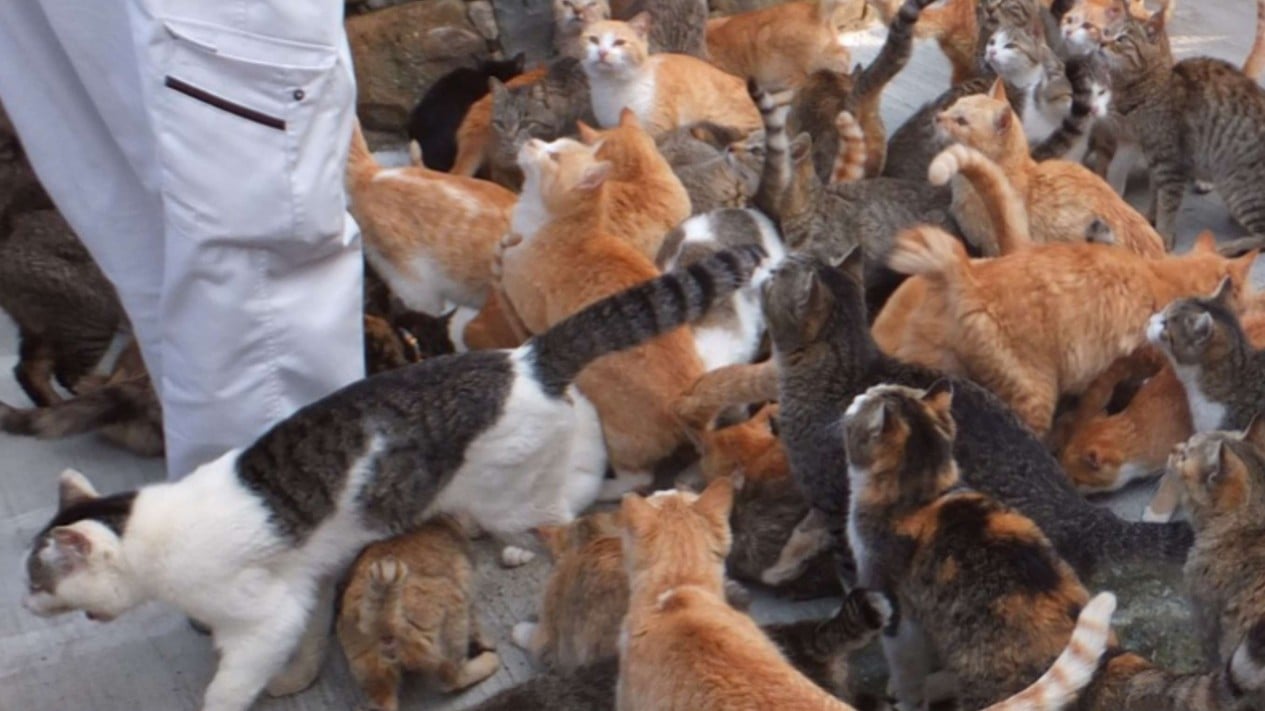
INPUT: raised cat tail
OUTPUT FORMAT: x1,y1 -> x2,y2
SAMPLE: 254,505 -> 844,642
980,592 -> 1117,711
854,0 -> 939,100
886,225 -> 976,303
830,111 -> 867,184
1245,0 -> 1265,80
359,557 -> 408,640
749,80 -> 796,220
527,245 -> 766,396
1031,54 -> 1097,162
346,119 -> 380,193
928,144 -> 1031,254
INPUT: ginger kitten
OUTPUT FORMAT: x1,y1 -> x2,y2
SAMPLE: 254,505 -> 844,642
887,227 -> 1256,435
336,515 -> 498,711
346,122 -> 517,315
704,0 -> 855,91
581,15 -> 762,137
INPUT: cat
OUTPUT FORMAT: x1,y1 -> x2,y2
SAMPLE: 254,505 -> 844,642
346,121 -> 518,315
0,339 -> 163,458
407,54 -> 527,172
672,359 -> 779,430
576,110 -> 692,261
654,123 -> 764,213
513,510 -> 627,671
935,79 -> 1167,254
656,207 -> 786,370
336,515 -> 497,711
1059,0 -> 1156,56
556,0 -> 614,58
19,246 -> 765,711
1170,423 -> 1265,701
364,314 -> 420,375
984,23 -> 1073,146
887,226 -> 1255,435
1102,11 -> 1265,244
499,136 -> 780,491
1147,277 -> 1265,433
451,65 -> 550,179
842,381 -> 1265,711
704,0 -> 854,91
762,248 -> 1193,590
581,15 -> 762,137
1246,0 -> 1265,80
615,0 -> 709,57
0,208 -> 124,407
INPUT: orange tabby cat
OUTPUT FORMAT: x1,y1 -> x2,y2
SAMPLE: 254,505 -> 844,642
704,0 -> 858,91
680,403 -> 790,483
498,136 -> 711,491
346,121 -> 516,315
937,80 -> 1168,255
887,226 -> 1257,435
451,67 -> 549,177
582,15 -> 762,137
576,109 -> 692,260
673,360 -> 779,429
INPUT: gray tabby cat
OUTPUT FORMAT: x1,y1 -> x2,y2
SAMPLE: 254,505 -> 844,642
654,123 -> 764,214
615,0 -> 709,57
488,57 -> 596,189
1147,279 -> 1265,433
1103,12 -> 1265,242
20,246 -> 764,711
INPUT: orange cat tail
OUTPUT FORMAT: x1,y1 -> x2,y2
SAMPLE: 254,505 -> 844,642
888,225 -> 975,300
359,557 -> 408,639
981,592 -> 1117,711
674,361 -> 779,430
830,111 -> 867,184
928,144 -> 1030,255
347,119 -> 380,193
1244,0 -> 1265,80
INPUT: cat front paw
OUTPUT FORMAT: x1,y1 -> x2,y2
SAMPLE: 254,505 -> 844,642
511,621 -> 538,650
850,588 -> 894,631
368,557 -> 406,590
500,545 -> 536,568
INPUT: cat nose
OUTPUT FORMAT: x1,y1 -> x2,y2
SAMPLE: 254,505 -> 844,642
598,49 -> 608,60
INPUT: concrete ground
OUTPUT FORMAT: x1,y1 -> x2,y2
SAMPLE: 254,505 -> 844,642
3,2 -> 1264,709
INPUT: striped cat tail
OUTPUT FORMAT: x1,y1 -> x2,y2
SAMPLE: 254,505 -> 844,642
854,0 -> 937,99
1118,618 -> 1265,708
1031,54 -> 1097,162
1246,0 -> 1265,80
830,111 -> 867,184
981,592 -> 1117,711
346,119 -> 379,192
929,144 -> 1031,255
527,245 -> 766,397
749,80 -> 796,220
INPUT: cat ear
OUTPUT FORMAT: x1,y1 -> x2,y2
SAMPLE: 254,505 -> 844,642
58,468 -> 99,511
1191,311 -> 1214,342
1210,276 -> 1234,307
862,399 -> 887,434
1144,3 -> 1167,40
620,493 -> 657,539
988,77 -> 1008,102
576,161 -> 612,191
51,527 -> 92,560
618,107 -> 640,129
1193,230 -> 1217,252
693,476 -> 735,526
922,379 -> 954,417
800,271 -> 836,342
627,11 -> 652,39
489,76 -> 509,97
576,120 -> 602,144
1230,252 -> 1259,295
789,132 -> 813,163
994,107 -> 1013,135
512,52 -> 527,72
831,244 -> 865,283
1242,414 -> 1265,453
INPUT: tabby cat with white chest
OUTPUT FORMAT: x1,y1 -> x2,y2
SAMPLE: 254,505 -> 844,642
19,247 -> 764,711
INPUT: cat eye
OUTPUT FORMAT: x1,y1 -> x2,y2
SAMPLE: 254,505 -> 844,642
613,39 -> 626,46
955,117 -> 968,126
1005,43 -> 1017,49
588,36 -> 598,44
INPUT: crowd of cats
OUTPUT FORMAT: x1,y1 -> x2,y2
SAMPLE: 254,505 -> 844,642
14,0 -> 1265,709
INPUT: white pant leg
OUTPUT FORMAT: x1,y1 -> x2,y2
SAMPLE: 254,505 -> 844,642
1,0 -> 364,479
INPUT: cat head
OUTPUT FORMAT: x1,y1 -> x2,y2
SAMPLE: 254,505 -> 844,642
490,79 -> 563,169
1061,0 -> 1129,55
1100,11 -> 1171,80
1168,421 -> 1265,520
762,246 -> 867,364
554,0 -> 611,37
581,16 -> 651,79
985,25 -> 1047,89
935,81 -> 1021,160
1148,270 -> 1253,368
843,381 -> 960,509
479,52 -> 527,81
1060,412 -> 1140,492
538,510 -> 623,560
23,470 -> 142,623
679,404 -> 788,483
976,0 -> 1040,38
619,478 -> 734,588
577,108 -> 658,176
517,136 -> 612,213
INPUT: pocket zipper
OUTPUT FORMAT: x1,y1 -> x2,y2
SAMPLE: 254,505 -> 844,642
164,76 -> 286,130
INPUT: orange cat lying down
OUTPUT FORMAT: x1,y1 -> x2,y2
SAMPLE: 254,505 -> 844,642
346,121 -> 516,316
705,0 -> 861,91
887,227 -> 1256,436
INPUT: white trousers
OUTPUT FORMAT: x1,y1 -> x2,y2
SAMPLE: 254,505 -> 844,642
0,0 -> 365,479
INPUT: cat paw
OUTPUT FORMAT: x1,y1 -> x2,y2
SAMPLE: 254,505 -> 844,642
723,578 -> 752,611
500,545 -> 536,568
850,588 -> 894,631
512,621 -> 538,650
759,560 -> 803,587
368,557 -> 406,589
1141,505 -> 1174,523
265,661 -> 322,698
1193,180 -> 1215,195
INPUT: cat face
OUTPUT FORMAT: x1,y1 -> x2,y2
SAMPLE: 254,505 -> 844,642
935,86 -> 1015,160
554,0 -> 611,36
842,382 -> 958,509
976,0 -> 1039,37
1060,0 -> 1129,55
581,18 -> 650,79
619,479 -> 734,584
1060,416 -> 1131,492
1168,426 -> 1265,517
762,249 -> 863,362
1147,278 -> 1241,367
1101,13 -> 1169,79
23,470 -> 138,623
491,81 -> 560,169
986,27 -> 1044,88
517,136 -> 612,212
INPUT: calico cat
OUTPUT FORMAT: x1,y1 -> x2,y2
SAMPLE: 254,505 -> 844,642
704,0 -> 854,91
581,16 -> 762,137
887,227 -> 1254,434
656,207 -> 786,370
407,54 -> 527,172
576,111 -> 692,260
346,121 -> 517,315
20,246 -> 764,711
556,0 -> 614,58
1147,278 -> 1265,432
654,123 -> 764,213
935,79 -> 1167,254
1102,11 -> 1265,244
0,339 -> 163,458
763,248 -> 1192,589
0,208 -> 124,407
336,515 -> 497,711
1170,423 -> 1265,697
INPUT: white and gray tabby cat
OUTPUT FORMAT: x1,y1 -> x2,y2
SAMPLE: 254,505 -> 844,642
985,24 -> 1073,146
20,246 -> 764,711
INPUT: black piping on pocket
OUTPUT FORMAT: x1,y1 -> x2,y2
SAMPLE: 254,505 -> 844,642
164,76 -> 286,130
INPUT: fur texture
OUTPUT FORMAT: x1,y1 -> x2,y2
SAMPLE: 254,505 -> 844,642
408,55 -> 527,172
